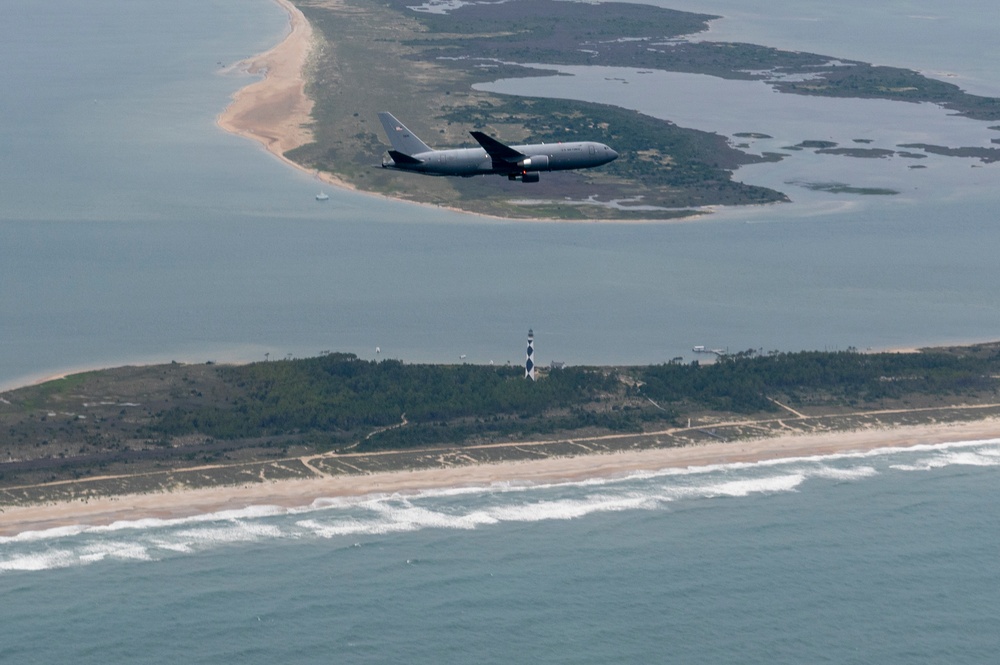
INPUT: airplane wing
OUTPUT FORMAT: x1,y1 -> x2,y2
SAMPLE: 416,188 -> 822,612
470,131 -> 525,170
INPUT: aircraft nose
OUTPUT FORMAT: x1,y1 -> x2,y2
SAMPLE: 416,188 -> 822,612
607,146 -> 619,161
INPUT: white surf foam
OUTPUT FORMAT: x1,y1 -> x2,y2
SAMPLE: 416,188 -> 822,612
662,473 -> 807,501
297,492 -> 662,538
891,447 -> 1000,471
0,524 -> 88,544
5,437 -> 1000,574
0,549 -> 78,572
78,541 -> 152,563
803,465 -> 879,481
285,437 -> 1000,526
173,521 -> 284,546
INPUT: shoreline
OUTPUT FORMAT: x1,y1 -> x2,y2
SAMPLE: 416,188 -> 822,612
212,0 -> 515,220
3,418 -> 999,537
2,335 -> 992,395
210,0 -> 757,224
211,0 -> 663,226
215,0 -> 353,193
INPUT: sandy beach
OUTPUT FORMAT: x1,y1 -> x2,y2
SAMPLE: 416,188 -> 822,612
216,0 -> 356,191
213,0 -> 506,217
3,418 -> 999,537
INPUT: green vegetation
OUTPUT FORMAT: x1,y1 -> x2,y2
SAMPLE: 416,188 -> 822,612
4,343 -> 1000,502
391,0 -> 716,56
786,180 -> 899,196
156,354 -> 628,451
815,148 -> 896,159
775,65 -> 1000,120
440,98 -> 786,209
897,143 -> 1000,163
796,141 -> 839,149
137,347 -> 1000,445
641,348 -> 1000,412
393,0 -> 1000,120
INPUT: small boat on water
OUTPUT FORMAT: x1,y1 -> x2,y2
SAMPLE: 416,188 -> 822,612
315,191 -> 329,201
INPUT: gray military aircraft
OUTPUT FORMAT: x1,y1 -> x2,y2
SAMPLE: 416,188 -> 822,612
377,112 -> 618,183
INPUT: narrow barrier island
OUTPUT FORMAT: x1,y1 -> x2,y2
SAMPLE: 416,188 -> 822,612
3,343 -> 1000,506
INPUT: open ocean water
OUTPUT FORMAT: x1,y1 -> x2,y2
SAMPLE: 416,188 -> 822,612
3,440 -> 1000,663
3,1 -> 1000,661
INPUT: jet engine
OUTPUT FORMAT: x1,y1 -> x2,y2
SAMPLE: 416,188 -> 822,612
520,155 -> 549,170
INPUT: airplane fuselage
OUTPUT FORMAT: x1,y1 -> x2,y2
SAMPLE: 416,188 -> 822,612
382,141 -> 617,177
377,112 -> 618,183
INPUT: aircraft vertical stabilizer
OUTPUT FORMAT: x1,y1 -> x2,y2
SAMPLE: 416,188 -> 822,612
378,112 -> 432,156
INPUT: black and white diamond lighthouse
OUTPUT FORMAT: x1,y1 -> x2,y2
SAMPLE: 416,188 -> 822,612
525,329 -> 536,381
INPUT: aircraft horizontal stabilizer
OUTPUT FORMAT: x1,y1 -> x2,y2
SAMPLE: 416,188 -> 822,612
388,150 -> 423,165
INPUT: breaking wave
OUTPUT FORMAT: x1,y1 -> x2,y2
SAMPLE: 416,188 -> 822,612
2,438 -> 998,573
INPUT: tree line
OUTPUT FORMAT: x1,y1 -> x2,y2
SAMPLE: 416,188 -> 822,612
153,354 -> 622,450
639,348 -> 1000,412
150,347 -> 1000,450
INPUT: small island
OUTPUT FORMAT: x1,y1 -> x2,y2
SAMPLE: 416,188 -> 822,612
219,0 -> 1000,220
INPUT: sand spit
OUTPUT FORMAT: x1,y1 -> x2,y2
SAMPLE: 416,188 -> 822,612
216,0 -> 354,191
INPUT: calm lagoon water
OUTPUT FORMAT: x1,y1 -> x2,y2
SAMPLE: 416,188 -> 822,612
3,3 -> 1000,662
632,0 -> 1000,96
479,64 -> 1000,207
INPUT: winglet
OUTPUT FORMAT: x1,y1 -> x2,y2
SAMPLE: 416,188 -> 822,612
470,131 -> 525,162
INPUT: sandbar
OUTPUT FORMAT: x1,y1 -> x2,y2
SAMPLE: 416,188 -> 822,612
3,418 -> 998,537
